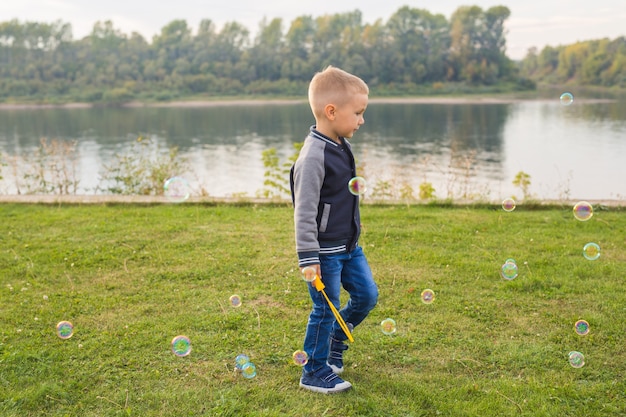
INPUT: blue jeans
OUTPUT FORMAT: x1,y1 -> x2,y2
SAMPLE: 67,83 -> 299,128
303,246 -> 378,372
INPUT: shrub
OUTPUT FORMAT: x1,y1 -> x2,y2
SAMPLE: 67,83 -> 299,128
98,136 -> 189,195
258,142 -> 303,199
3,138 -> 80,195
513,171 -> 532,200
419,182 -> 436,200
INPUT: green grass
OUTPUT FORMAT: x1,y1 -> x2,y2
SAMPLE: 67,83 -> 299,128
1,202 -> 625,416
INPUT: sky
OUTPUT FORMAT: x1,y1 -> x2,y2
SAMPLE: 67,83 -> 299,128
1,0 -> 625,60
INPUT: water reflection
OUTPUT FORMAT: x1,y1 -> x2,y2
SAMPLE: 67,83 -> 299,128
363,103 -> 509,151
0,104 -> 313,150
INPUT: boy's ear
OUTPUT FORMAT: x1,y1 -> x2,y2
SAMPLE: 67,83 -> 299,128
323,104 -> 337,120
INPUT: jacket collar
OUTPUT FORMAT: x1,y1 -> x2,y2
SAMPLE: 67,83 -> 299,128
309,125 -> 351,148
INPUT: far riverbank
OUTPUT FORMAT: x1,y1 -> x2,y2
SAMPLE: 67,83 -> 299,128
0,95 -> 618,110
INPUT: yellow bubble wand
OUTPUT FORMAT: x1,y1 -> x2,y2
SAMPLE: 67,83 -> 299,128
302,267 -> 354,343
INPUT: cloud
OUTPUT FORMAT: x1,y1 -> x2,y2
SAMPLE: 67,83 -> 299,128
504,11 -> 626,59
508,14 -> 626,33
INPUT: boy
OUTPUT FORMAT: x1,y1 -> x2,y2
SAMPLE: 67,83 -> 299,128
290,66 -> 379,394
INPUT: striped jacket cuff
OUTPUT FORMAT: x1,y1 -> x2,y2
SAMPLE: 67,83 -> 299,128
298,251 -> 319,267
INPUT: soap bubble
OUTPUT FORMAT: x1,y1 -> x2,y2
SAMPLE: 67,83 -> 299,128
235,354 -> 250,370
171,335 -> 192,357
573,201 -> 593,221
348,176 -> 367,196
502,198 -> 516,212
500,260 -> 518,280
420,289 -> 435,304
560,92 -> 574,106
568,351 -> 585,368
582,242 -> 600,261
229,294 -> 242,307
292,350 -> 309,366
380,318 -> 397,335
56,321 -> 74,339
163,176 -> 191,203
241,362 -> 257,379
301,266 -> 317,282
574,319 -> 590,336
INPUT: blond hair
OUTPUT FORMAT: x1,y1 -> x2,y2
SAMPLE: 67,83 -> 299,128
308,66 -> 369,119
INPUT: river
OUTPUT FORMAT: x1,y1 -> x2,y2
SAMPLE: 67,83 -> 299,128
0,97 -> 624,202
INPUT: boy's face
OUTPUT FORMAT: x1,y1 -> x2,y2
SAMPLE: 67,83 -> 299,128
331,93 -> 368,140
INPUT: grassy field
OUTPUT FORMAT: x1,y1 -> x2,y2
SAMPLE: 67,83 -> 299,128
1,202 -> 625,417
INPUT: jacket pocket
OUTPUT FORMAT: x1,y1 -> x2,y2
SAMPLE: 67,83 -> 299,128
319,203 -> 331,233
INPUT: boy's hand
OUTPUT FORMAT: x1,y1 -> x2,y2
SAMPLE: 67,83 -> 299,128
301,264 -> 321,282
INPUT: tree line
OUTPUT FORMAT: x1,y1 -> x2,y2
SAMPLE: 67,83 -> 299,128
519,37 -> 626,88
0,5 -> 534,103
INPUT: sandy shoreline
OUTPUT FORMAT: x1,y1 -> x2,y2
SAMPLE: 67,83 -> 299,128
0,96 -> 617,110
0,194 -> 623,207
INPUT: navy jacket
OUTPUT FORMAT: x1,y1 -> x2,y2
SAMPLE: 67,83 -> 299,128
290,127 -> 361,267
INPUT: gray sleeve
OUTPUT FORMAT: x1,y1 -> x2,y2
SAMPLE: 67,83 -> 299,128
292,139 -> 325,264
